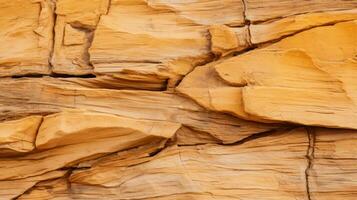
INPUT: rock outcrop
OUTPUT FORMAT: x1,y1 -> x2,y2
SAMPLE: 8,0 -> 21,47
0,0 -> 356,199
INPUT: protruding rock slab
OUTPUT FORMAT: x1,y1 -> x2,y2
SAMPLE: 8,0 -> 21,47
0,0 -> 53,77
0,111 -> 179,181
214,21 -> 357,129
0,77 -> 281,143
36,111 -> 181,149
19,128 -> 310,200
250,9 -> 357,44
177,62 -> 273,123
245,0 -> 357,22
0,116 -> 42,154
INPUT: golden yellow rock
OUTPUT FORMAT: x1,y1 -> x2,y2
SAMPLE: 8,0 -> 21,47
36,111 -> 181,149
63,24 -> 86,46
0,78 -> 280,144
245,0 -> 357,22
310,128 -> 357,200
250,9 -> 357,44
0,116 -> 42,154
89,0 -> 246,87
147,0 -> 245,26
0,0 -> 357,199
177,62 -> 273,123
0,111 -> 178,181
51,0 -> 110,75
215,21 -> 357,129
21,128 -> 310,200
0,0 -> 53,77
209,25 -> 250,56
0,170 -> 67,200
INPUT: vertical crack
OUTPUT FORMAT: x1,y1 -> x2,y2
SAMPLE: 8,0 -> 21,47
305,127 -> 315,200
49,0 -> 57,72
241,0 -> 252,46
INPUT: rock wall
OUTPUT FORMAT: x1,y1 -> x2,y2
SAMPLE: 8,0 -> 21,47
0,0 -> 357,199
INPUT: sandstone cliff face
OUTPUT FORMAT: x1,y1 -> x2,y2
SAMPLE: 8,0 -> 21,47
0,0 -> 357,199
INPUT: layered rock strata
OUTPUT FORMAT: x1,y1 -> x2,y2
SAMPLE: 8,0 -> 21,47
0,0 -> 357,199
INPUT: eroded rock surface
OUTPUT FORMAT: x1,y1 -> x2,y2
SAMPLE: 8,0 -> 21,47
213,21 -> 357,129
0,0 -> 357,199
0,116 -> 42,154
0,0 -> 54,77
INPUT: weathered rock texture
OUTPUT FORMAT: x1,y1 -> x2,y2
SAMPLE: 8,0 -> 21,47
0,0 -> 356,199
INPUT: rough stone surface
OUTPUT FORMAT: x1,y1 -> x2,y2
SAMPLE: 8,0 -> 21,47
0,0 -> 357,199
215,21 -> 357,129
0,0 -> 54,77
0,116 -> 42,154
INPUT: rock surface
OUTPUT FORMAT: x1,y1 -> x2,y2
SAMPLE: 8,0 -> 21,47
214,21 -> 357,129
0,116 -> 42,154
0,0 -> 54,77
0,0 -> 357,199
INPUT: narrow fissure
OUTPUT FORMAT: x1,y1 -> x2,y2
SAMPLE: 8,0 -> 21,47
49,0 -> 57,71
305,127 -> 316,200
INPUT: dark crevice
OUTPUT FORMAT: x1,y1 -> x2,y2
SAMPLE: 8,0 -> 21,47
48,0 -> 57,71
11,74 -> 44,78
177,126 -> 297,147
305,127 -> 316,200
241,0 -> 252,46
219,126 -> 296,146
60,166 -> 91,170
50,73 -> 96,78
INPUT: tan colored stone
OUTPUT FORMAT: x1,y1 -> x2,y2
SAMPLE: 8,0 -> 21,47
215,21 -> 357,129
18,128 -> 309,200
0,78 -> 280,144
209,25 -> 250,56
250,9 -> 357,44
89,0 -> 246,87
245,0 -> 357,22
0,111 -> 178,180
0,0 -> 53,77
0,116 -> 42,154
310,128 -> 357,200
175,126 -> 219,145
243,86 -> 357,128
36,110 -> 181,149
0,170 -> 67,200
177,62 -> 273,123
63,24 -> 86,45
56,0 -> 109,27
58,73 -> 168,90
51,0 -> 110,75
18,178 -> 70,200
147,0 -> 245,26
89,0 -> 210,84
1,1 -> 357,199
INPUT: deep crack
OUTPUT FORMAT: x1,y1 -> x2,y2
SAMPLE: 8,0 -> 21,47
305,127 -> 316,200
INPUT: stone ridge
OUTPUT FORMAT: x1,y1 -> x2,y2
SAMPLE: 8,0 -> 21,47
0,0 -> 357,199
